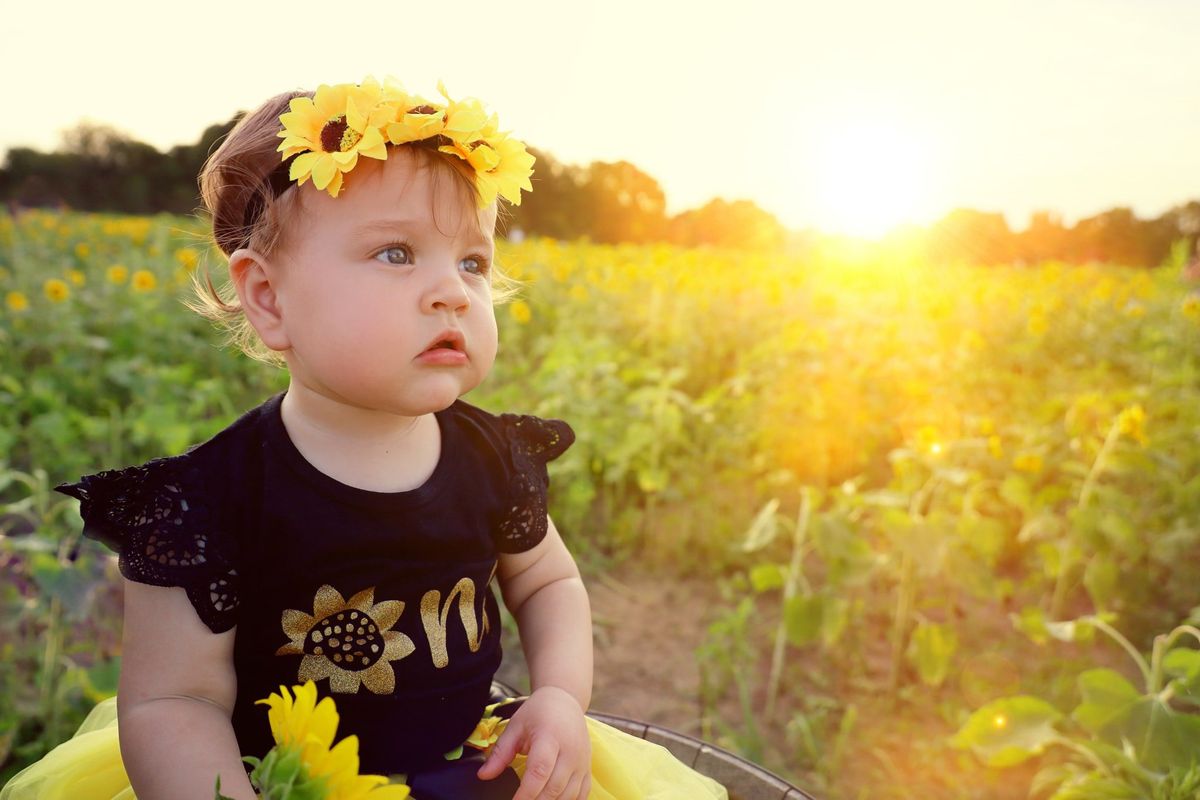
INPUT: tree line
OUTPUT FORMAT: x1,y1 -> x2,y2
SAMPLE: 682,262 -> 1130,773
1,114 -> 1195,267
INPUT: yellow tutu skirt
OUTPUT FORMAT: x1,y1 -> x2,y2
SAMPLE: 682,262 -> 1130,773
1,696 -> 728,800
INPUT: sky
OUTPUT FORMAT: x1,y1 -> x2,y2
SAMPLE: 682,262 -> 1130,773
3,0 -> 1198,237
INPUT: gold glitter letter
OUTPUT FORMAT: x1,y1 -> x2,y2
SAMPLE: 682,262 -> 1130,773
420,577 -> 490,668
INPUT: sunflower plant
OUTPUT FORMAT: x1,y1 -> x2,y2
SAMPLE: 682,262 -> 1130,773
214,681 -> 410,800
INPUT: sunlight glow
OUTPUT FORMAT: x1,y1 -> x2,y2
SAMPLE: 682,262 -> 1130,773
813,121 -> 934,239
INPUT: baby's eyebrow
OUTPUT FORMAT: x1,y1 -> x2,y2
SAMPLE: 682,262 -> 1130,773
354,218 -> 492,249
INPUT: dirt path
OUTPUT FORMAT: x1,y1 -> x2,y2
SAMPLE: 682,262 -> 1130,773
497,562 -> 718,739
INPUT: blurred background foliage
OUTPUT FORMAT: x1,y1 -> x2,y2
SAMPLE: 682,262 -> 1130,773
1,196 -> 1199,796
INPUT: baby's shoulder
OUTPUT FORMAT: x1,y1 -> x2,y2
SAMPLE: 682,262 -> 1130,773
447,399 -> 576,553
447,398 -> 575,465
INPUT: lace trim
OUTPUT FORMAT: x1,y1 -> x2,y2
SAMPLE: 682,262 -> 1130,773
492,414 -> 574,553
54,456 -> 240,633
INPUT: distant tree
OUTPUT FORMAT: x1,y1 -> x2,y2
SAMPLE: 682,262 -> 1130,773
668,198 -> 786,250
1017,210 -> 1071,264
926,208 -> 1015,264
504,145 -> 590,240
578,160 -> 668,244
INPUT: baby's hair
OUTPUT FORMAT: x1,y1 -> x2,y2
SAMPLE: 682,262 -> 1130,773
185,88 -> 523,368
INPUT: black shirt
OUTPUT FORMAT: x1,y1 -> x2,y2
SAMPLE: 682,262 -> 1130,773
53,390 -> 575,773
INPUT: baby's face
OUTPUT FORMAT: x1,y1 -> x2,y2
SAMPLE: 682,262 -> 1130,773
271,148 -> 499,416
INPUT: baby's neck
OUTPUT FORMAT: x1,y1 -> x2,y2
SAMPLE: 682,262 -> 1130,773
278,385 -> 442,493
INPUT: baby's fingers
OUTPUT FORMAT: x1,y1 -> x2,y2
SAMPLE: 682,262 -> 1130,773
512,736 -> 560,800
545,770 -> 585,800
478,720 -> 524,780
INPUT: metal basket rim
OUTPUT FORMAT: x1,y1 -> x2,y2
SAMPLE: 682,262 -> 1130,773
489,679 -> 811,798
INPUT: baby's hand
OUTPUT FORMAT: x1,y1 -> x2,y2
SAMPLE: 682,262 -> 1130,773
476,685 -> 592,800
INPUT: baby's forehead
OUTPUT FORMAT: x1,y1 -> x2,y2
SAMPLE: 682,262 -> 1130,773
289,180 -> 496,245
349,211 -> 495,246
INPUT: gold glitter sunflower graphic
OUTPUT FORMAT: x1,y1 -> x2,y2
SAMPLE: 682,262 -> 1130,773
275,584 -> 415,695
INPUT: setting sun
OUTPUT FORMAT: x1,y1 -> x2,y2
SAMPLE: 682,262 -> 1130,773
812,120 -> 935,239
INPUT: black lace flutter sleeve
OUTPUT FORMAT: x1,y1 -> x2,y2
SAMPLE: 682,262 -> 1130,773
54,455 -> 241,634
491,413 -> 575,553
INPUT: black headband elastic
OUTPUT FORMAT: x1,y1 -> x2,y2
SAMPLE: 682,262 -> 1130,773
238,154 -> 300,248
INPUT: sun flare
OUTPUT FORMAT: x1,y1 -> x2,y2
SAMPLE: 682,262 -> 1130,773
813,121 -> 934,239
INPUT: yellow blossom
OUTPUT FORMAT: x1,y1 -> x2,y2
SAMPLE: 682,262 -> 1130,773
1182,294 -> 1200,323
174,247 -> 199,271
988,435 -> 1004,459
5,291 -> 29,312
1116,404 -> 1147,446
1027,311 -> 1048,337
131,270 -> 157,292
569,284 -> 589,302
255,682 -> 410,800
915,425 -> 941,455
43,278 -> 70,303
68,269 -> 86,286
74,242 -> 90,259
107,265 -> 129,284
277,78 -> 391,198
464,714 -> 509,751
1012,453 -> 1043,474
509,299 -> 532,324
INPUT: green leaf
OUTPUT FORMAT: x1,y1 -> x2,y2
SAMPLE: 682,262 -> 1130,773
812,513 -> 877,586
1084,555 -> 1120,612
951,696 -> 1064,767
29,552 -> 99,619
214,774 -> 236,800
907,621 -> 958,687
1070,668 -> 1200,770
1001,474 -> 1034,514
1073,668 -> 1142,734
784,594 -> 825,647
85,657 -> 121,702
820,596 -> 851,648
1012,607 -> 1097,645
1164,648 -> 1200,698
749,562 -> 785,593
739,498 -> 780,552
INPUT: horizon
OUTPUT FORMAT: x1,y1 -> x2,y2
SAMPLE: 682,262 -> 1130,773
4,0 -> 1197,238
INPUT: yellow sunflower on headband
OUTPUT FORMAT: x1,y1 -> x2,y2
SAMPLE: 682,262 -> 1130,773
277,78 -> 392,198
276,75 -> 536,206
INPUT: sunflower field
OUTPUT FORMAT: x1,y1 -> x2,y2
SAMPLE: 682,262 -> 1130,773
2,208 -> 1200,799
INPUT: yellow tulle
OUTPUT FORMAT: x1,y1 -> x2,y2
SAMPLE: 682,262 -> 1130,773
509,716 -> 728,800
1,696 -> 728,800
0,696 -> 135,800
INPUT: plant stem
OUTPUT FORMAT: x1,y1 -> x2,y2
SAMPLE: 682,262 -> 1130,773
1051,417 -> 1122,618
889,552 -> 916,693
765,487 -> 812,722
1149,624 -> 1200,694
39,594 -> 64,743
1089,616 -> 1153,691
1078,417 -> 1121,511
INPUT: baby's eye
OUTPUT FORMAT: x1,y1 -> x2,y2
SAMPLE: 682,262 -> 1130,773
375,244 -> 412,266
462,255 -> 491,277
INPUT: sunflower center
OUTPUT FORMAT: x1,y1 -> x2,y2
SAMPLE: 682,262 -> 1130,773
306,609 -> 385,669
320,116 -> 362,153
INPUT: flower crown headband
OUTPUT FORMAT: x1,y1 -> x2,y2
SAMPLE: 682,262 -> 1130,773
242,77 -> 535,236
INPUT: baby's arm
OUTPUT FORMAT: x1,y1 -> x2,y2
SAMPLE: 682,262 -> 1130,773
117,579 -> 257,800
478,515 -> 593,798
496,514 -> 592,709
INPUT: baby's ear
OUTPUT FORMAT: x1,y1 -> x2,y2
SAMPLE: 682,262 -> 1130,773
229,249 -> 290,352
